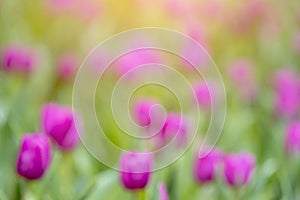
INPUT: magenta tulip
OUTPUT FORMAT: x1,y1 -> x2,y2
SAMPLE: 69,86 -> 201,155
224,152 -> 256,187
159,113 -> 188,146
16,133 -> 51,180
158,182 -> 169,200
41,103 -> 79,150
193,81 -> 212,109
1,44 -> 36,74
119,151 -> 153,190
180,41 -> 209,71
285,121 -> 300,154
133,99 -> 158,127
57,54 -> 77,80
273,68 -> 300,118
193,148 -> 223,183
228,59 -> 258,101
114,49 -> 161,77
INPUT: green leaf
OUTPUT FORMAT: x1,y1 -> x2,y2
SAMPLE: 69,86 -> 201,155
85,170 -> 131,200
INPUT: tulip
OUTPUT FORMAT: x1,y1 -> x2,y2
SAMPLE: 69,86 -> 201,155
46,0 -> 75,13
193,148 -> 223,183
158,182 -> 169,200
272,68 -> 300,118
1,44 -> 36,74
180,41 -> 209,71
56,54 -> 77,80
193,81 -> 213,109
114,49 -> 161,77
285,121 -> 300,154
159,113 -> 188,146
229,0 -> 265,33
133,99 -> 157,127
223,152 -> 256,187
41,103 -> 79,150
119,151 -> 153,190
16,133 -> 51,180
228,59 -> 258,101
163,0 -> 191,20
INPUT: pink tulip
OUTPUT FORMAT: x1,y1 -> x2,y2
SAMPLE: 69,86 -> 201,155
119,151 -> 153,190
114,49 -> 161,77
272,68 -> 300,118
224,152 -> 256,187
193,81 -> 212,109
285,121 -> 300,154
194,148 -> 223,183
133,98 -> 158,127
158,182 -> 169,200
57,54 -> 77,80
159,113 -> 188,146
229,0 -> 265,33
16,133 -> 51,180
46,0 -> 75,13
41,103 -> 79,150
228,59 -> 258,101
163,0 -> 190,19
180,39 -> 209,71
1,44 -> 36,74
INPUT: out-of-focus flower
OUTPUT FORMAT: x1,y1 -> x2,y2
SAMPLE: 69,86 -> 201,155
228,59 -> 258,101
180,40 -> 209,71
46,0 -> 101,21
196,0 -> 225,20
119,151 -> 153,190
193,81 -> 212,110
158,182 -> 169,200
224,152 -> 256,187
272,68 -> 300,118
114,49 -> 161,77
46,0 -> 75,13
1,45 -> 36,75
163,0 -> 190,19
293,32 -> 300,54
16,133 -> 51,180
159,113 -> 188,146
74,0 -> 101,21
56,54 -> 77,80
133,98 -> 158,127
285,121 -> 300,154
229,0 -> 266,33
193,148 -> 223,183
41,103 -> 79,150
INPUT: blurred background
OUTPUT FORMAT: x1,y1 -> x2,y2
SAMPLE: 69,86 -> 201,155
1,0 -> 300,199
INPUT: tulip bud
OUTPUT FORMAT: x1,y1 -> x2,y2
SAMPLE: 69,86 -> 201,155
41,103 -> 79,150
285,121 -> 300,154
159,113 -> 188,146
223,152 -> 256,187
46,0 -> 75,13
114,49 -> 161,77
1,44 -> 36,75
57,54 -> 77,81
133,99 -> 157,127
193,81 -> 211,109
272,68 -> 300,118
158,182 -> 169,200
180,41 -> 209,71
16,133 -> 51,180
228,59 -> 258,102
193,148 -> 223,183
119,151 -> 153,190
